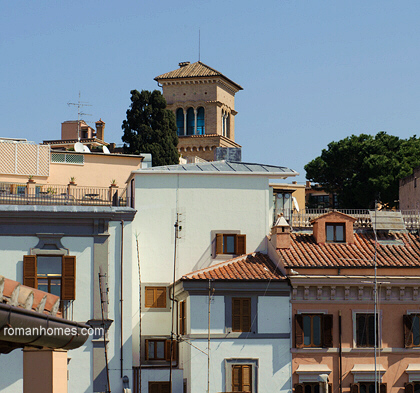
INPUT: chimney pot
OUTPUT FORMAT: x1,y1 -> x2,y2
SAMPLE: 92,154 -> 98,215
179,61 -> 190,68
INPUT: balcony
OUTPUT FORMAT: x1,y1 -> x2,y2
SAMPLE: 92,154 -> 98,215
0,182 -> 129,207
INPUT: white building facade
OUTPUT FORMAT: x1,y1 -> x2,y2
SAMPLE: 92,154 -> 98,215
128,161 -> 297,393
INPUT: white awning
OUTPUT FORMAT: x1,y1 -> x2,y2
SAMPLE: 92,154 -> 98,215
296,364 -> 331,383
406,364 -> 420,382
352,364 -> 386,383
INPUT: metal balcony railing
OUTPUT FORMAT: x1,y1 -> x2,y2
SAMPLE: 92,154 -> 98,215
0,182 -> 130,207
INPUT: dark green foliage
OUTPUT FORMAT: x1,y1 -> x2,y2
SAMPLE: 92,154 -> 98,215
122,90 -> 179,166
304,132 -> 420,209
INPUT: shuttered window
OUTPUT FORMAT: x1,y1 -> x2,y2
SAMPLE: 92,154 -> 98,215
295,383 -> 332,393
215,234 -> 246,255
145,339 -> 176,361
149,381 -> 171,393
405,383 -> 420,393
295,314 -> 333,348
356,313 -> 378,347
23,255 -> 76,300
350,383 -> 387,393
145,287 -> 167,308
232,364 -> 252,392
404,314 -> 420,348
232,298 -> 251,332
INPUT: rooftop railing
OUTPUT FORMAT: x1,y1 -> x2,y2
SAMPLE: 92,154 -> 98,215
0,182 -> 129,207
277,208 -> 420,230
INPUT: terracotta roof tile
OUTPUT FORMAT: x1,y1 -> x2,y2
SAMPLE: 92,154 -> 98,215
155,61 -> 243,91
182,253 -> 285,281
278,232 -> 420,268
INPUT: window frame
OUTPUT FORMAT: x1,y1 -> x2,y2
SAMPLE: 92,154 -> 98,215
232,297 -> 252,333
145,286 -> 167,309
148,381 -> 171,393
145,339 -> 177,362
404,313 -> 420,348
215,233 -> 246,256
350,382 -> 387,393
23,254 -> 76,301
353,311 -> 381,348
224,358 -> 258,393
295,313 -> 333,349
325,223 -> 345,243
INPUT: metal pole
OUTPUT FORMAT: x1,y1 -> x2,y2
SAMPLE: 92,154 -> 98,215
207,279 -> 211,393
373,202 -> 378,393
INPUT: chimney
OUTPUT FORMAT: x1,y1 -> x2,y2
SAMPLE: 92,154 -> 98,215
270,215 -> 291,249
95,119 -> 105,141
179,61 -> 190,68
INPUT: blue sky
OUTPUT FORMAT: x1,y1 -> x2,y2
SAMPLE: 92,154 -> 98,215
2,0 -> 420,183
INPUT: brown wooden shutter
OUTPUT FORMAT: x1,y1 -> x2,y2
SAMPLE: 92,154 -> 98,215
380,383 -> 387,393
295,384 -> 304,393
295,314 -> 304,348
405,383 -> 414,393
149,382 -> 159,393
242,365 -> 252,392
180,301 -> 186,335
232,365 -> 241,391
350,383 -> 360,393
323,314 -> 334,348
61,256 -> 76,300
145,339 -> 149,360
232,298 -> 241,331
156,287 -> 166,308
216,234 -> 223,255
161,382 -> 171,393
145,288 -> 155,308
242,298 -> 251,332
236,234 -> 246,255
404,314 -> 414,348
23,255 -> 37,288
165,339 -> 176,361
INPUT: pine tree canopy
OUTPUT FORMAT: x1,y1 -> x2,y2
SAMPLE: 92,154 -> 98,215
304,132 -> 420,209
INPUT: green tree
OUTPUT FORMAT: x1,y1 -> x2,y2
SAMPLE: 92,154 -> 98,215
122,89 -> 179,166
304,132 -> 420,209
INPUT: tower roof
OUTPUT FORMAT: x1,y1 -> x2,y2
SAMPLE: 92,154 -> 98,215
154,61 -> 243,91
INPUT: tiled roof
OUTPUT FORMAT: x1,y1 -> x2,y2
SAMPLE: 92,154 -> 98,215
181,253 -> 285,281
0,275 -> 61,316
138,160 -> 299,177
155,61 -> 243,91
278,232 -> 420,268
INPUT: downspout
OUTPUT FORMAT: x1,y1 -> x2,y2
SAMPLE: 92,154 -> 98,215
120,220 -> 124,378
339,310 -> 342,393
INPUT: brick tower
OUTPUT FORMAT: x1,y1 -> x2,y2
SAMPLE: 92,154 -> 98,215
155,61 -> 243,162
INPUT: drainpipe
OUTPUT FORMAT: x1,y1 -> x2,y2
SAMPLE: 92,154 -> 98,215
339,310 -> 342,393
120,220 -> 124,378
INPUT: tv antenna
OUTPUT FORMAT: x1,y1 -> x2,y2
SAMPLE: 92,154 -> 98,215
67,91 -> 92,141
198,28 -> 201,61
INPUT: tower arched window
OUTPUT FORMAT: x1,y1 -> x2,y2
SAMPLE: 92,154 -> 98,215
197,107 -> 205,135
187,108 -> 195,135
176,108 -> 184,136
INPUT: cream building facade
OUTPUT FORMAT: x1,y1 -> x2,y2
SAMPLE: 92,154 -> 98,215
155,61 -> 243,161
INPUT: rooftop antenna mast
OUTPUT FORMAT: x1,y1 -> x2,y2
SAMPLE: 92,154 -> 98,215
67,91 -> 92,141
199,29 -> 201,61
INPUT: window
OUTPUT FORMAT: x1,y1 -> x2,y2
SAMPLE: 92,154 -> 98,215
405,383 -> 420,393
350,383 -> 386,393
197,107 -> 205,135
23,255 -> 76,300
149,381 -> 171,393
295,314 -> 333,348
145,286 -> 166,308
356,313 -> 378,347
295,383 -> 332,393
145,339 -> 176,361
232,364 -> 252,392
179,301 -> 186,335
215,234 -> 246,255
326,223 -> 345,242
186,107 -> 194,135
404,314 -> 420,348
176,108 -> 184,136
145,287 -> 167,308
232,298 -> 251,332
